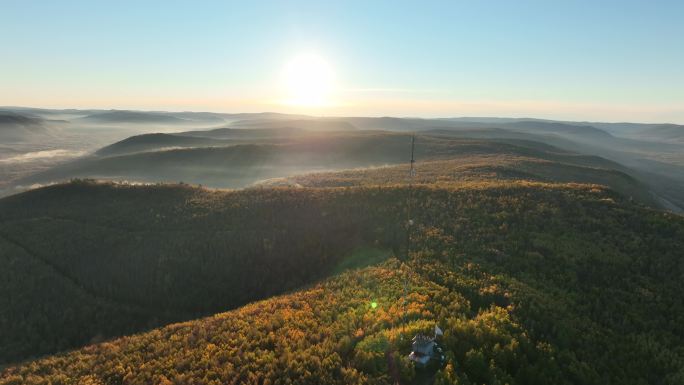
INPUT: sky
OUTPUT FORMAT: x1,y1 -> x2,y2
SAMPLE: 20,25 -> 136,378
1,0 -> 683,122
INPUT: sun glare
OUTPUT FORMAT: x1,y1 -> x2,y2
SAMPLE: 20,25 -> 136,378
282,53 -> 335,107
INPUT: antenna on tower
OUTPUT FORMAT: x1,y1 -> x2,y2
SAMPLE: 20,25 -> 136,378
410,134 -> 416,177
405,134 -> 415,260
401,134 -> 416,344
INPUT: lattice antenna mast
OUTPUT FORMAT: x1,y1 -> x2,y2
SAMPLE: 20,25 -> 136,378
402,135 -> 416,343
410,134 -> 416,176
406,134 -> 416,260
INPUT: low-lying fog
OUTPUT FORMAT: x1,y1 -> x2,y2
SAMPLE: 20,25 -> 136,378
1,107 -> 683,212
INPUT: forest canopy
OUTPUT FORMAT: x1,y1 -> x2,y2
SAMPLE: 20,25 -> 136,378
1,177 -> 684,384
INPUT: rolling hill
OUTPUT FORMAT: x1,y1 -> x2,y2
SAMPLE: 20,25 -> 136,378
0,180 -> 399,364
261,157 -> 655,203
178,126 -> 304,140
0,112 -> 51,141
95,127 -> 308,156
588,122 -> 684,143
76,111 -> 194,125
631,124 -> 684,144
94,133 -> 227,156
229,118 -> 358,132
2,108 -> 683,209
15,131 -> 660,208
1,178 -> 683,384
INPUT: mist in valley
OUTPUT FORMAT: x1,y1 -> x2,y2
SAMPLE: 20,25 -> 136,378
2,106 -> 683,212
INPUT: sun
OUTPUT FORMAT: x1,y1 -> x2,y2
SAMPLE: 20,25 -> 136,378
282,53 -> 335,107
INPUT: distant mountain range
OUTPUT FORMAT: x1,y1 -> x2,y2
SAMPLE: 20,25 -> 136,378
1,107 -> 683,211
14,131 -> 657,208
76,110 -> 194,124
0,112 -> 52,140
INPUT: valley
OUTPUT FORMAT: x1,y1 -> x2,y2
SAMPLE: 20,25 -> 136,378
3,108 -> 684,211
1,109 -> 684,384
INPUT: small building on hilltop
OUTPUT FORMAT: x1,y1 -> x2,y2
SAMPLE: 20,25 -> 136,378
408,327 -> 446,369
408,334 -> 436,367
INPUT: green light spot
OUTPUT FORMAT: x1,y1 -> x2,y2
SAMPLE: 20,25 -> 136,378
371,302 -> 378,309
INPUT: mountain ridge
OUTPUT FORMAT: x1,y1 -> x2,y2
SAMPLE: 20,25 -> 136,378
2,179 -> 683,384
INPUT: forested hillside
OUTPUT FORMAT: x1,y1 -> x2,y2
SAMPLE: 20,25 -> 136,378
2,177 -> 684,384
261,156 -> 654,204
17,132 -> 660,208
0,181 -> 404,364
3,108 -> 683,208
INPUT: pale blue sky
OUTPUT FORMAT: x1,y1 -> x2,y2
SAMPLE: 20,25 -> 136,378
1,0 -> 683,122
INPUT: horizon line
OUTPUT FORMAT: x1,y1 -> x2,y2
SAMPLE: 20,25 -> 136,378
2,105 -> 682,126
